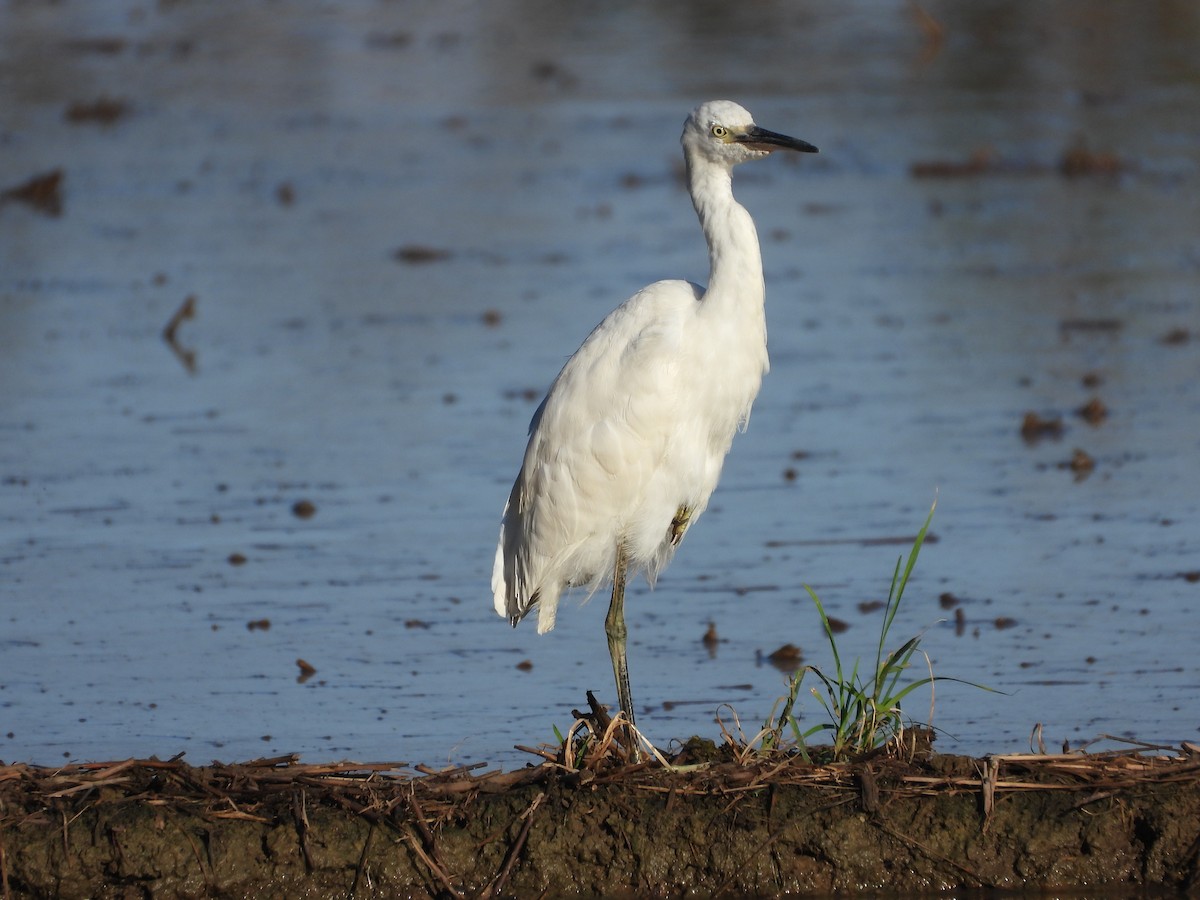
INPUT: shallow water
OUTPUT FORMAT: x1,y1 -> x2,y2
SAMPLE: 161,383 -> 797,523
1,2 -> 1198,769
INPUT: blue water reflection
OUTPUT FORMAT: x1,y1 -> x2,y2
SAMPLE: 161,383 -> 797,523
1,2 -> 1197,768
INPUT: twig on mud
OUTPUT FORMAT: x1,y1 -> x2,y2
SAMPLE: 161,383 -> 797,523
77,759 -> 140,781
980,757 -> 999,833
0,831 -> 10,900
350,825 -> 374,898
564,691 -> 673,770
207,807 -> 271,823
414,762 -> 488,779
229,753 -> 300,768
602,715 -> 671,770
873,819 -> 993,888
1185,829 -> 1200,894
515,744 -> 557,762
168,810 -> 214,890
406,793 -> 437,849
46,776 -> 134,798
1091,734 -> 1181,754
716,703 -> 765,764
566,690 -> 620,767
292,788 -> 315,872
406,793 -> 454,878
859,764 -> 880,814
480,792 -> 545,900
403,824 -> 462,898
1067,789 -> 1121,810
711,795 -> 857,899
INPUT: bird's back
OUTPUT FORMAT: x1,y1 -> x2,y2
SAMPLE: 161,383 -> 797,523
492,275 -> 767,633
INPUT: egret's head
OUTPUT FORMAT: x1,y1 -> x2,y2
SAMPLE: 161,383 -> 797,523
682,100 -> 818,168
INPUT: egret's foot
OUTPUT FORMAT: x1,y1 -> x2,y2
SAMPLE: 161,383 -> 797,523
669,505 -> 694,546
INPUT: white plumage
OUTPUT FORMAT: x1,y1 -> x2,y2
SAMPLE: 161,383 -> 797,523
492,100 -> 818,724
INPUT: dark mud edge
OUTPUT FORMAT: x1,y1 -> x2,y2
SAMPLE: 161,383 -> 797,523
2,743 -> 1200,899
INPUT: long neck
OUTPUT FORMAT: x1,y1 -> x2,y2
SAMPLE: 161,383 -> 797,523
687,156 -> 765,310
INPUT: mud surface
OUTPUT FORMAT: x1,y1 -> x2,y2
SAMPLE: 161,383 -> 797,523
3,744 -> 1200,899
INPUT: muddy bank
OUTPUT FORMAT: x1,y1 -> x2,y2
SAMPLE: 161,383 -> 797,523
2,743 -> 1199,899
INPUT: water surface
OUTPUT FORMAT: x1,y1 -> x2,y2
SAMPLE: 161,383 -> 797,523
1,1 -> 1198,768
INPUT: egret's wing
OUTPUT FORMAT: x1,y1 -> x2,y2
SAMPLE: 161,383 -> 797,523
492,280 -> 703,631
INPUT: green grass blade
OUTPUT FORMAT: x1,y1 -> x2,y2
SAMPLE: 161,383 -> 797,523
755,495 -> 994,762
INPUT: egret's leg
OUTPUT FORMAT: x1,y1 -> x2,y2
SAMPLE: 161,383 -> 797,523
604,544 -> 636,728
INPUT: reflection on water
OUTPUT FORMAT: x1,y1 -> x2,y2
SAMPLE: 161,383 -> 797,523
1,1 -> 1198,768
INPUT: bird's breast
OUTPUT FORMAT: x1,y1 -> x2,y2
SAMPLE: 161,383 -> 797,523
685,313 -> 768,438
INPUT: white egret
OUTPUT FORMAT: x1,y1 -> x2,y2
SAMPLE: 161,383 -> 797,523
492,100 -> 818,726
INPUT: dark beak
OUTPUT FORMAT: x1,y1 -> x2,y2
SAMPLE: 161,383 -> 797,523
738,126 -> 819,154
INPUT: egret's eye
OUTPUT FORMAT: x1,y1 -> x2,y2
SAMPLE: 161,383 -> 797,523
710,124 -> 728,139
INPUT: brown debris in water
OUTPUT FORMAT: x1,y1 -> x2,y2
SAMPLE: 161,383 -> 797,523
162,295 -> 198,373
1060,317 -> 1123,340
295,658 -> 317,683
911,141 -> 1129,179
765,643 -> 803,671
364,30 -> 413,51
701,621 -> 720,656
275,181 -> 296,206
911,2 -> 946,65
1160,326 -> 1191,346
64,97 -> 130,125
1066,448 -> 1096,479
394,245 -> 452,264
1020,411 -> 1064,442
1059,140 -> 1128,177
61,37 -> 127,55
1076,396 -> 1109,425
911,148 -> 998,178
1,169 -> 65,217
